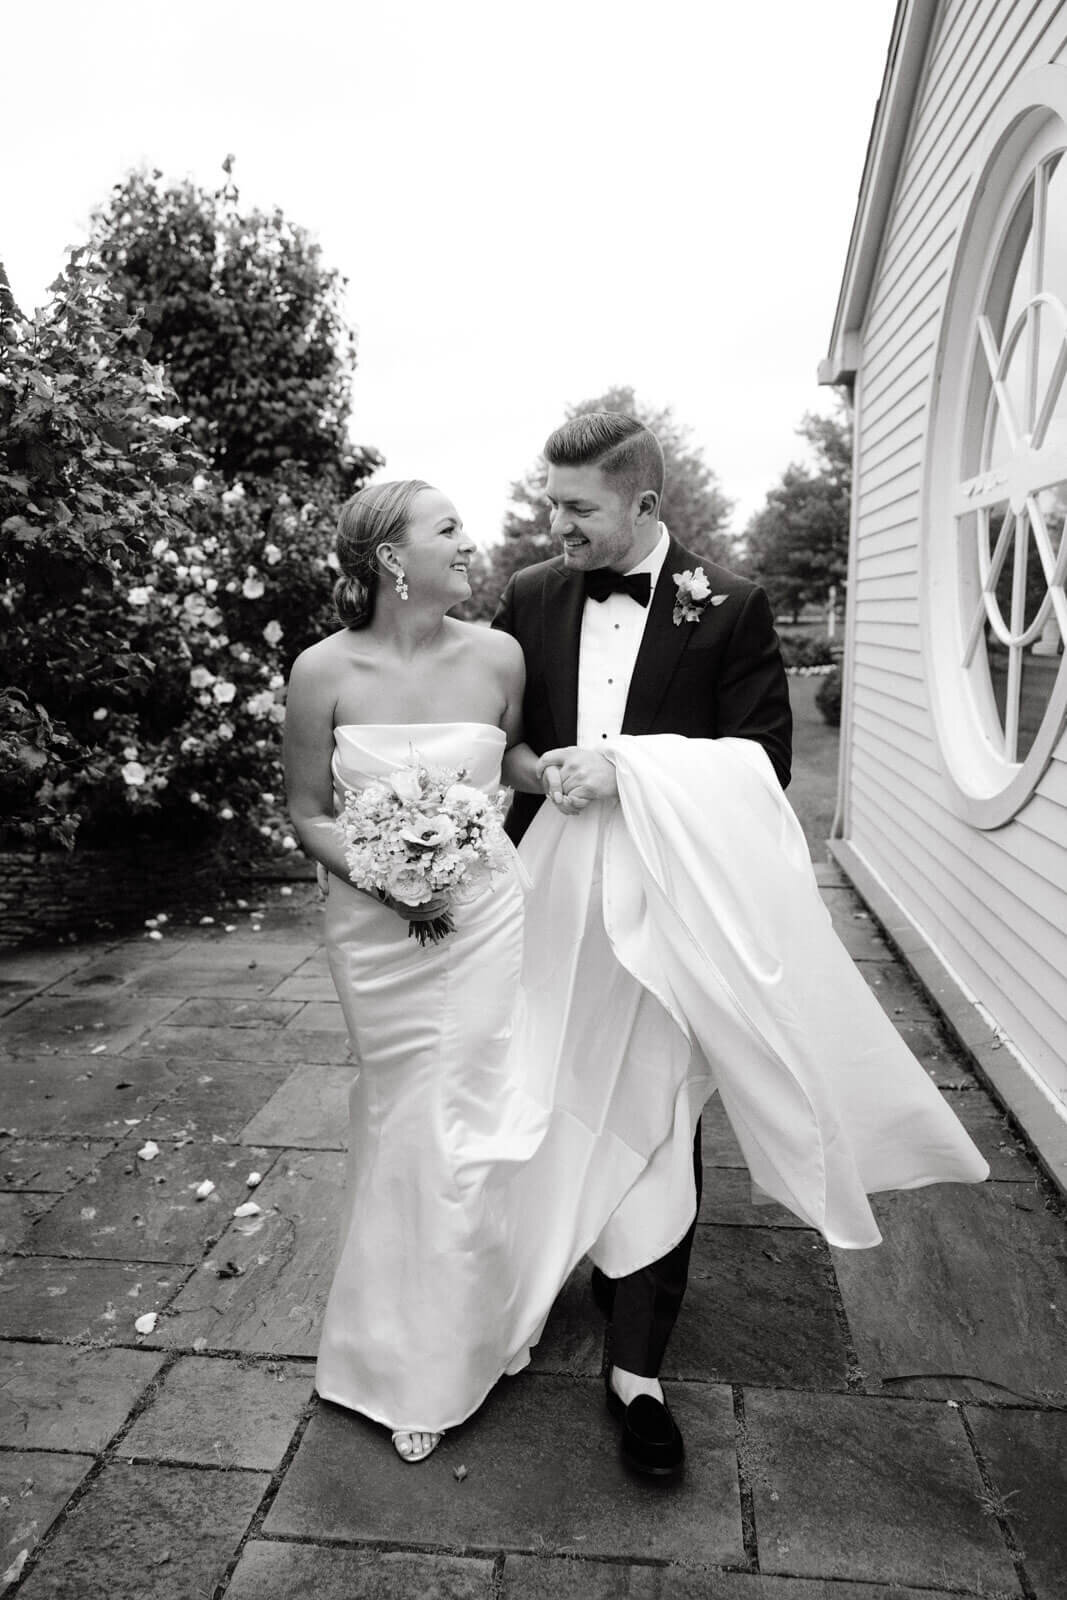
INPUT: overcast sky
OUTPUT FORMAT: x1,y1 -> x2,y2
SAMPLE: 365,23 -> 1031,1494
3,0 -> 897,544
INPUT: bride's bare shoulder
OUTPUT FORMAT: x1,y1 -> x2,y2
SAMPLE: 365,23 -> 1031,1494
289,629 -> 366,685
450,618 -> 523,672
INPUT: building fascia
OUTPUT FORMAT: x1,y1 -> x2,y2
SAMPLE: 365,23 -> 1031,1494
819,0 -> 941,386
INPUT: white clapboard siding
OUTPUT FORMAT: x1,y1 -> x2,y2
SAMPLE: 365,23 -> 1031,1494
856,496 -> 921,545
862,305 -> 941,403
860,365 -> 930,446
846,0 -> 1067,1107
853,660 -> 930,709
849,754 -> 1067,1091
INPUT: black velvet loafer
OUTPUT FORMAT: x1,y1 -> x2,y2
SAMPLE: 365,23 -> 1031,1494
590,1265 -> 616,1320
604,1374 -> 685,1479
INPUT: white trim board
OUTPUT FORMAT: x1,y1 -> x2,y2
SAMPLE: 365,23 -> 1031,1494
829,837 -> 1067,1200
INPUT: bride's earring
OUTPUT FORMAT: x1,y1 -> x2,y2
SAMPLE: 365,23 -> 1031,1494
394,569 -> 409,601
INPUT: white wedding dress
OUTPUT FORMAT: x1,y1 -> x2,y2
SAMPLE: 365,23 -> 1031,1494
316,722 -> 988,1435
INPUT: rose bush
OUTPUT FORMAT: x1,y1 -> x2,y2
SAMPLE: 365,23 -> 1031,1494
2,162 -> 381,862
69,467 -> 345,853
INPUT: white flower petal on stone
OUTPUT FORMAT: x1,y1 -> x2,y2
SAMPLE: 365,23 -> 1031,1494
137,1141 -> 159,1161
134,1312 -> 158,1335
2,1549 -> 30,1586
195,1180 -> 216,1200
233,1200 -> 262,1218
246,1172 -> 262,1188
147,930 -> 163,941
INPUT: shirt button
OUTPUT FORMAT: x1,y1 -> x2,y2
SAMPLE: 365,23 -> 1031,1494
601,733 -> 607,739
614,624 -> 621,630
608,677 -> 614,685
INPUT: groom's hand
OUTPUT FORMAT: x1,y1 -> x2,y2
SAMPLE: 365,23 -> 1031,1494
537,747 -> 618,809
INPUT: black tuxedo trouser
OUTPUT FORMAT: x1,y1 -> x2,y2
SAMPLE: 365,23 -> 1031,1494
597,1122 -> 703,1377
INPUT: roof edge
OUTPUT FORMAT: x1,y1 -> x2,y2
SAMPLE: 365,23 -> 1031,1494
820,0 -> 941,385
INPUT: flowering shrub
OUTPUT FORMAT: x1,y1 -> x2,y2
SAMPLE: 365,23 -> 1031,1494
0,254 -> 351,850
1,253 -> 204,846
83,469 -> 343,853
1,462 -> 344,852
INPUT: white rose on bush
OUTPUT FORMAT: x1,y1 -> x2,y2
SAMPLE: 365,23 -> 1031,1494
212,680 -> 237,704
122,761 -> 147,787
242,576 -> 265,600
262,619 -> 283,645
245,690 -> 276,718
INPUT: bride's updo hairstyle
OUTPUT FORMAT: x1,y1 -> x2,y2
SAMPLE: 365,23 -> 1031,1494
333,479 -> 433,629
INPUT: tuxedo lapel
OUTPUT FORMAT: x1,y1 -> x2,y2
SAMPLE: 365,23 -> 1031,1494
542,565 -> 585,746
621,537 -> 698,735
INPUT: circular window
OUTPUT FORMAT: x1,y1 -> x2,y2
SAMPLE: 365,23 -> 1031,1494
924,67 -> 1067,829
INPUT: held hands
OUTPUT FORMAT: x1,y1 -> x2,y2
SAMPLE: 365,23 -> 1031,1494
537,748 -> 619,815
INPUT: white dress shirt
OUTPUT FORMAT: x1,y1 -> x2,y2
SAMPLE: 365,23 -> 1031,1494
576,524 -> 671,749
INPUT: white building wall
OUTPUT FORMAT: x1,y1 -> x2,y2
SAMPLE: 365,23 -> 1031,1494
846,0 -> 1067,1105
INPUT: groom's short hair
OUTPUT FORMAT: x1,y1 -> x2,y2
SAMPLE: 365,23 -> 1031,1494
543,412 -> 665,507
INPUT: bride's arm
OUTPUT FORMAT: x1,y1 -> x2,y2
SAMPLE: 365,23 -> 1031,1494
494,632 -> 560,796
283,646 -> 355,882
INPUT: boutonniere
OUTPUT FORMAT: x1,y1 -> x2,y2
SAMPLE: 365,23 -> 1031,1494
672,567 -> 728,626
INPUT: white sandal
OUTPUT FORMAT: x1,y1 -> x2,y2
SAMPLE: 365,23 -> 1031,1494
391,1429 -> 442,1463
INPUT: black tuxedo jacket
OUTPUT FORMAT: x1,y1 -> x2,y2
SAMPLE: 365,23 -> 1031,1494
491,535 -> 793,843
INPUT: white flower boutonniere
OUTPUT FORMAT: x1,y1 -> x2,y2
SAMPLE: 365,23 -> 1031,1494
672,567 -> 728,626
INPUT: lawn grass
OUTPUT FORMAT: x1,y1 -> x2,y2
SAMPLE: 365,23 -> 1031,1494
786,674 -> 840,861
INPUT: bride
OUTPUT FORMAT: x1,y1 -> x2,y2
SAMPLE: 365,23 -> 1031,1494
284,478 -> 554,1463
285,476 -> 989,1469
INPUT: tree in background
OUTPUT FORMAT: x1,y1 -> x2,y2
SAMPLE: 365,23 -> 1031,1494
743,404 -> 851,623
88,157 -> 380,491
468,385 -> 735,617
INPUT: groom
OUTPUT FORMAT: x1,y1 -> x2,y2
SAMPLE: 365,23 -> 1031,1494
492,411 -> 792,1478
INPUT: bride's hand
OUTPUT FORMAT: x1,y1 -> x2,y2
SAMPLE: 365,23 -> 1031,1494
539,756 -> 593,815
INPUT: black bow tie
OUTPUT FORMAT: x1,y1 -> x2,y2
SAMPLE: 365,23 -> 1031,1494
583,569 -> 652,607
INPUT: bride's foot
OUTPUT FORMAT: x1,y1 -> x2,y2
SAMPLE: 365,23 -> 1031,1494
391,1430 -> 442,1463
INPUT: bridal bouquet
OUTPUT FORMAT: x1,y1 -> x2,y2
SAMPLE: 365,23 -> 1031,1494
336,753 -> 512,945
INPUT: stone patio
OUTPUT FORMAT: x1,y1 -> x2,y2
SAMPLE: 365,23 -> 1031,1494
0,867 -> 1064,1599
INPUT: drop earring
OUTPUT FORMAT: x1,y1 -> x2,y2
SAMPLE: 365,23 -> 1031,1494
394,570 -> 409,601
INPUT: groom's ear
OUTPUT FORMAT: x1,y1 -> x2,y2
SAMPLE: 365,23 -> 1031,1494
636,490 -> 659,523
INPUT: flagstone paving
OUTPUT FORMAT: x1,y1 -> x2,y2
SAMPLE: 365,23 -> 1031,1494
0,874 -> 1063,1600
